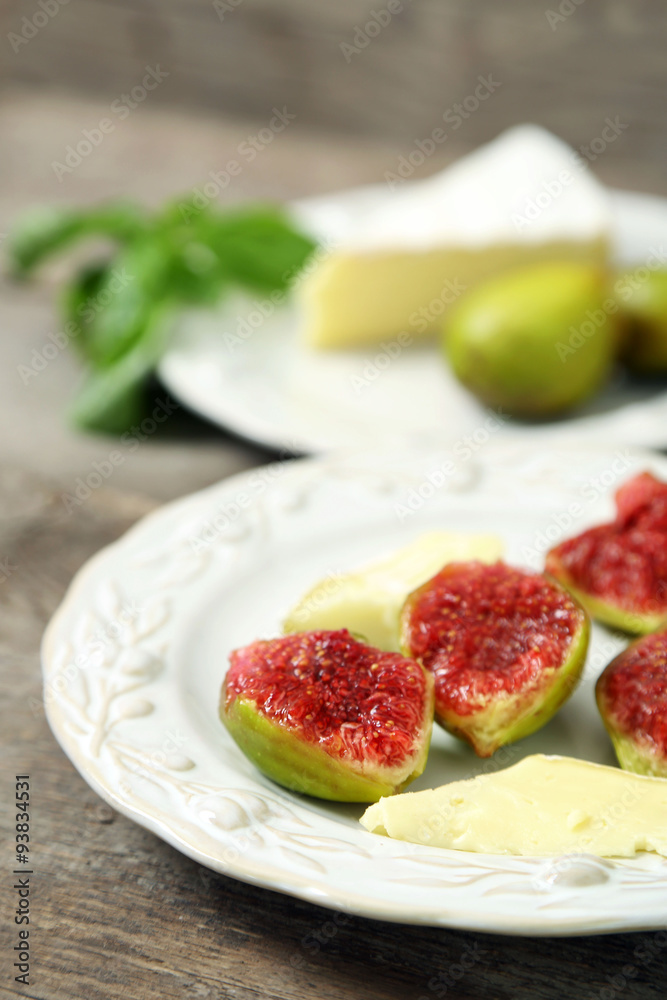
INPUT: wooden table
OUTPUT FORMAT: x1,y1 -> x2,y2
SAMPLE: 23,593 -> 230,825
2,89 -> 667,999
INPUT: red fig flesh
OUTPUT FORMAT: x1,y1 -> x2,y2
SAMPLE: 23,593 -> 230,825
221,629 -> 434,801
546,472 -> 667,634
596,630 -> 667,777
400,561 -> 589,757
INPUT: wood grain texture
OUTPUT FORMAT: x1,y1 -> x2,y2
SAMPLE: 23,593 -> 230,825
3,0 -> 667,188
2,472 -> 667,1000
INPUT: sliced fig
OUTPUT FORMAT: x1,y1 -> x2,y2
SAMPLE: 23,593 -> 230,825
221,629 -> 434,802
596,630 -> 667,778
399,561 -> 589,757
546,471 -> 667,634
615,470 -> 667,528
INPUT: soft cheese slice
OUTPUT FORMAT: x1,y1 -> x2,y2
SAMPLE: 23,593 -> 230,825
283,531 -> 502,651
298,125 -> 610,348
360,755 -> 667,857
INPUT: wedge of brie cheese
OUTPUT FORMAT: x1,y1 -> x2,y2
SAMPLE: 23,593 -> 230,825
283,531 -> 503,651
297,126 -> 610,349
360,754 -> 667,858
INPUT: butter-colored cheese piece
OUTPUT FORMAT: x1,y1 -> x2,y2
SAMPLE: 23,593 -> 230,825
283,531 -> 503,651
360,755 -> 667,858
297,125 -> 610,349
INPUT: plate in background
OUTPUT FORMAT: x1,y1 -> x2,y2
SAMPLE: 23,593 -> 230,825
158,188 -> 667,453
42,442 -> 667,935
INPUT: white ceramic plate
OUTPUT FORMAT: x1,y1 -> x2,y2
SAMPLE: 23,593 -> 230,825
158,188 -> 667,453
42,441 -> 667,936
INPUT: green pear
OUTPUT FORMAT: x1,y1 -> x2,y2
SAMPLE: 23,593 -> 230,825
442,261 -> 616,417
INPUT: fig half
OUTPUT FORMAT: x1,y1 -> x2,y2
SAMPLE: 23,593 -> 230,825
221,629 -> 434,802
596,630 -> 667,778
546,471 -> 667,634
400,561 -> 590,757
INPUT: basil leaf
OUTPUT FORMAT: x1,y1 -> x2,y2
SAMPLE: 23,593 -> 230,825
69,302 -> 174,433
82,234 -> 181,368
9,203 -> 146,276
59,261 -> 111,361
10,196 -> 318,434
196,206 -> 317,293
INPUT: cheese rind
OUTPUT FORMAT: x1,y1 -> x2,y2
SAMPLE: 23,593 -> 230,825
283,531 -> 503,651
298,125 -> 610,349
360,754 -> 667,857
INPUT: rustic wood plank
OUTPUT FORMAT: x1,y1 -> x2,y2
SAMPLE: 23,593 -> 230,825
3,0 -> 667,180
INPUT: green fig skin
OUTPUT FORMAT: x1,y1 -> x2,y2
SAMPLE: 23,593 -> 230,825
616,270 -> 667,374
546,552 -> 667,635
596,635 -> 667,778
442,261 -> 616,417
220,671 -> 434,804
603,730 -> 667,780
